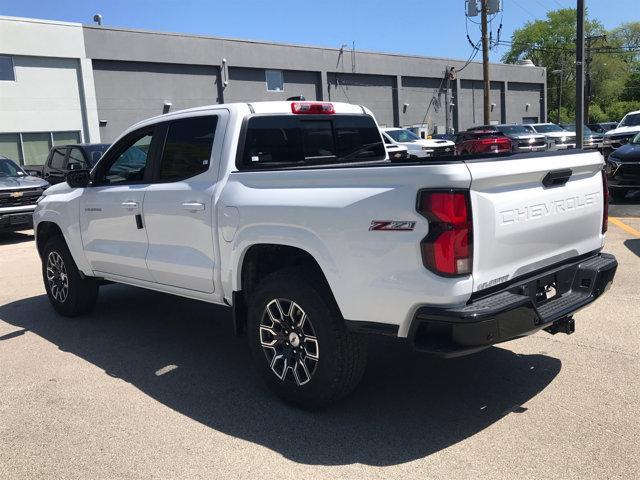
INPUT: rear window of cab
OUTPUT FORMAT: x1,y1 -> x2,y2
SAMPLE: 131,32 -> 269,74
238,114 -> 386,169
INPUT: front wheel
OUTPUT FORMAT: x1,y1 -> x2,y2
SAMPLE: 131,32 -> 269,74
42,235 -> 99,317
247,268 -> 367,408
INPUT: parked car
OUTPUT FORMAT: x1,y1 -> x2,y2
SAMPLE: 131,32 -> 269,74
0,156 -> 49,231
469,124 -> 547,152
560,124 -> 604,150
454,130 -> 513,155
602,111 -> 640,158
34,101 -> 617,408
381,127 -> 455,159
604,132 -> 640,200
381,134 -> 410,161
587,122 -> 618,134
27,144 -> 110,184
524,123 -> 576,150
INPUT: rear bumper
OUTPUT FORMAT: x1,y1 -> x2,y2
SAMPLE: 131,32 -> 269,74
407,253 -> 617,357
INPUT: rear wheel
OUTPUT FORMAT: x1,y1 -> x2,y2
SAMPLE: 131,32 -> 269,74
42,235 -> 98,316
610,188 -> 628,201
247,268 -> 367,408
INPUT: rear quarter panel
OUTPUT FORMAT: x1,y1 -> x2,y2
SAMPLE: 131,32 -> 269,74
219,163 -> 473,336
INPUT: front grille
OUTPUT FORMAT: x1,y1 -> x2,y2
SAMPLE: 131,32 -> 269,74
517,139 -> 546,149
617,163 -> 640,176
0,188 -> 42,208
428,145 -> 456,157
608,134 -> 635,149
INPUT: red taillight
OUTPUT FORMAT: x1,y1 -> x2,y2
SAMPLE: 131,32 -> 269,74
478,137 -> 511,145
291,102 -> 335,114
601,169 -> 608,234
417,191 -> 473,276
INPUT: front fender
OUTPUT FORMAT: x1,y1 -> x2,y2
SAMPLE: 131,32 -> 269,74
34,189 -> 91,275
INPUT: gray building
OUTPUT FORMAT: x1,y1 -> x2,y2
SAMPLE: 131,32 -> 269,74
0,16 -> 547,163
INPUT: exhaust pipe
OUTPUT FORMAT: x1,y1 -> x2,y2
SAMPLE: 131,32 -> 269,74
544,316 -> 575,335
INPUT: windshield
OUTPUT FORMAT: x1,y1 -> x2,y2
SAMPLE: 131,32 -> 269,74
385,129 -> 420,142
563,124 -> 594,135
496,125 -> 533,135
631,132 -> 640,144
0,158 -> 26,177
620,113 -> 640,128
532,124 -> 564,133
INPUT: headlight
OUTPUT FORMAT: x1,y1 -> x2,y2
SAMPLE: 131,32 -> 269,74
603,137 -> 612,145
554,137 -> 566,144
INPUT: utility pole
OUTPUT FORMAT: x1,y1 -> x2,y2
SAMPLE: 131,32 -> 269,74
584,35 -> 607,124
575,0 -> 585,149
480,0 -> 491,125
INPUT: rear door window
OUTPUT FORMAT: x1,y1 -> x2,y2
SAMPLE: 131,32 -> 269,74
158,116 -> 218,181
49,149 -> 66,169
240,114 -> 385,169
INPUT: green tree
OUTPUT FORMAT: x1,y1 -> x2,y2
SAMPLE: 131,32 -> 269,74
502,11 -> 640,122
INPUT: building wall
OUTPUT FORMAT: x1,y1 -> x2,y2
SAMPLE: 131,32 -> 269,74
458,80 -> 506,129
0,17 -> 100,165
327,73 -> 396,126
399,76 -> 452,131
506,82 -> 545,124
223,67 -> 321,103
92,60 -> 220,142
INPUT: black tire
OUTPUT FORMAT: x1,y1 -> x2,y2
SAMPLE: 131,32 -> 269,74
247,268 -> 367,409
42,235 -> 98,317
610,188 -> 627,201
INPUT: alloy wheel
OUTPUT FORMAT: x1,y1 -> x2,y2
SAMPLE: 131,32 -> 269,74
46,251 -> 69,303
259,298 -> 319,386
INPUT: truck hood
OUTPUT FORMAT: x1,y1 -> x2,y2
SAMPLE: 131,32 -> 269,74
540,132 -> 576,140
41,180 -> 72,196
508,134 -> 546,141
604,125 -> 640,137
0,175 -> 49,190
609,143 -> 640,161
416,139 -> 455,147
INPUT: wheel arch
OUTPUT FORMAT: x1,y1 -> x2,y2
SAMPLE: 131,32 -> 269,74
232,243 -> 340,335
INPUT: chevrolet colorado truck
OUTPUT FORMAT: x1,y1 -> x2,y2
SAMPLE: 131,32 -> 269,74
34,101 -> 617,408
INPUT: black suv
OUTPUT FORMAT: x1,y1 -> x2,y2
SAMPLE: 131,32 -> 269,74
605,132 -> 640,200
36,144 -> 110,185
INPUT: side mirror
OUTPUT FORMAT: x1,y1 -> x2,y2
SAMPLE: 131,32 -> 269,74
66,169 -> 91,188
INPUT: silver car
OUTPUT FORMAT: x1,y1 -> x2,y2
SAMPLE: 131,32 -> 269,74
525,123 -> 576,151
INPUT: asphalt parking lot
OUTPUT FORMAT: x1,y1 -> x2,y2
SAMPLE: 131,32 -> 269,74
1,204 -> 639,479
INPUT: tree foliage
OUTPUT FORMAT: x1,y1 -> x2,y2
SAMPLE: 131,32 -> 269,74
502,10 -> 640,122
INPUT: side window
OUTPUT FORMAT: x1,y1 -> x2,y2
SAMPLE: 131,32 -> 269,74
66,148 -> 86,170
159,116 -> 218,181
99,130 -> 153,185
49,149 -> 66,169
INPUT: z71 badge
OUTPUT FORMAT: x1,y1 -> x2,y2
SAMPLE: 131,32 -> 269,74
369,220 -> 416,231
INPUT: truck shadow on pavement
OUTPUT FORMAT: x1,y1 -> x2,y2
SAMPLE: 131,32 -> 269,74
0,230 -> 34,245
0,284 -> 561,467
624,239 -> 640,257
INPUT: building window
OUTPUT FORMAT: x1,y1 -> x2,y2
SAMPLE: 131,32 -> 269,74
0,131 -> 80,166
265,69 -> 284,92
0,133 -> 22,163
0,55 -> 15,81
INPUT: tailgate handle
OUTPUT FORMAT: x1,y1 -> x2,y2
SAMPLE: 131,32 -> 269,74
542,169 -> 572,188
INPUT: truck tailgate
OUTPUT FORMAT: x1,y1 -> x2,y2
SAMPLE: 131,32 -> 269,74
465,151 -> 605,292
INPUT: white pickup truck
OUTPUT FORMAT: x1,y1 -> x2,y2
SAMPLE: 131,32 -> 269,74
34,101 -> 617,408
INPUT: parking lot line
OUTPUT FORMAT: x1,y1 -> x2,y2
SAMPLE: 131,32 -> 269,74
609,217 -> 640,237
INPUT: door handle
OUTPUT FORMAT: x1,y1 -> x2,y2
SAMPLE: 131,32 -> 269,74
182,202 -> 205,211
121,201 -> 139,209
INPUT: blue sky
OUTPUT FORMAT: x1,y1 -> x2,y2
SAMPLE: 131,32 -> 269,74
0,0 -> 637,62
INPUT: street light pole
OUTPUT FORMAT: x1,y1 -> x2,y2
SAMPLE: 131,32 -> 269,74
575,0 -> 585,148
